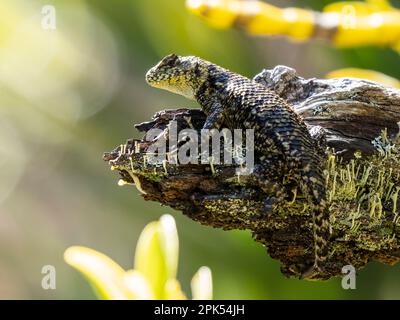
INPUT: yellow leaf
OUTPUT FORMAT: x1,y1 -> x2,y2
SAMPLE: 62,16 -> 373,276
326,68 -> 400,88
186,0 -> 314,40
164,279 -> 187,300
191,266 -> 213,300
365,0 -> 393,10
186,0 -> 237,29
123,270 -> 155,300
324,2 -> 380,15
134,221 -> 166,298
159,214 -> 179,280
134,214 -> 179,299
64,246 -> 129,300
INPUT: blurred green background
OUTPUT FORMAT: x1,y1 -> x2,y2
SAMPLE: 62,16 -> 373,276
0,0 -> 399,299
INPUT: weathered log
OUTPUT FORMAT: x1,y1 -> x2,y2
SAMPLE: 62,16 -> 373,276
254,66 -> 400,158
104,67 -> 400,280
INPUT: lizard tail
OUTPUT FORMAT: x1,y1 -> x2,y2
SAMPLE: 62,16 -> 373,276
299,170 -> 331,277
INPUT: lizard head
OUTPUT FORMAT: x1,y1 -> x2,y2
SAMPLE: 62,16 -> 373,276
146,54 -> 209,100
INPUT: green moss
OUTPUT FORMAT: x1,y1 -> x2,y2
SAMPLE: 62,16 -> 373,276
320,129 -> 400,252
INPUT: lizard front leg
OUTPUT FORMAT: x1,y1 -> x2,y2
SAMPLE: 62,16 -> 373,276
178,104 -> 225,150
202,103 -> 225,130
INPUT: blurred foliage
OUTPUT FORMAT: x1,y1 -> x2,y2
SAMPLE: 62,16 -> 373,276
186,0 -> 400,50
0,0 -> 399,299
64,215 -> 212,300
326,68 -> 400,87
186,0 -> 400,86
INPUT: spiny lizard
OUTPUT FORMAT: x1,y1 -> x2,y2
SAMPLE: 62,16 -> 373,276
146,54 -> 330,278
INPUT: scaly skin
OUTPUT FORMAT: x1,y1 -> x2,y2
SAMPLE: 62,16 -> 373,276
146,54 -> 330,278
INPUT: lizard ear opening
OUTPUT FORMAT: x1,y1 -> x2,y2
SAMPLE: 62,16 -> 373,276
159,54 -> 179,67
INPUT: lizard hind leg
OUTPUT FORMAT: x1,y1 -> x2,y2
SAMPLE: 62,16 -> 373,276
257,178 -> 287,215
252,156 -> 288,215
263,186 -> 286,214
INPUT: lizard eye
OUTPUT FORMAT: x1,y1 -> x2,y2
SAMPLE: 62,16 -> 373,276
159,54 -> 179,67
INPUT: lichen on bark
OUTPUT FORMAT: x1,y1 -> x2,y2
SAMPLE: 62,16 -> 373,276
103,66 -> 400,280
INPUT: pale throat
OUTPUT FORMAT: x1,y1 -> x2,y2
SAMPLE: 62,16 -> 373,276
164,82 -> 196,100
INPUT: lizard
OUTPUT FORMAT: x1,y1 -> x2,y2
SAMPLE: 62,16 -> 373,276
145,54 -> 330,278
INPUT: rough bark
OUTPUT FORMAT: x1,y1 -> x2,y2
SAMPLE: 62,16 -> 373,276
104,66 -> 400,280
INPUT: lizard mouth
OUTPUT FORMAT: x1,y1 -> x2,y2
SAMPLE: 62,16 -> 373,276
145,67 -> 172,91
145,66 -> 196,100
